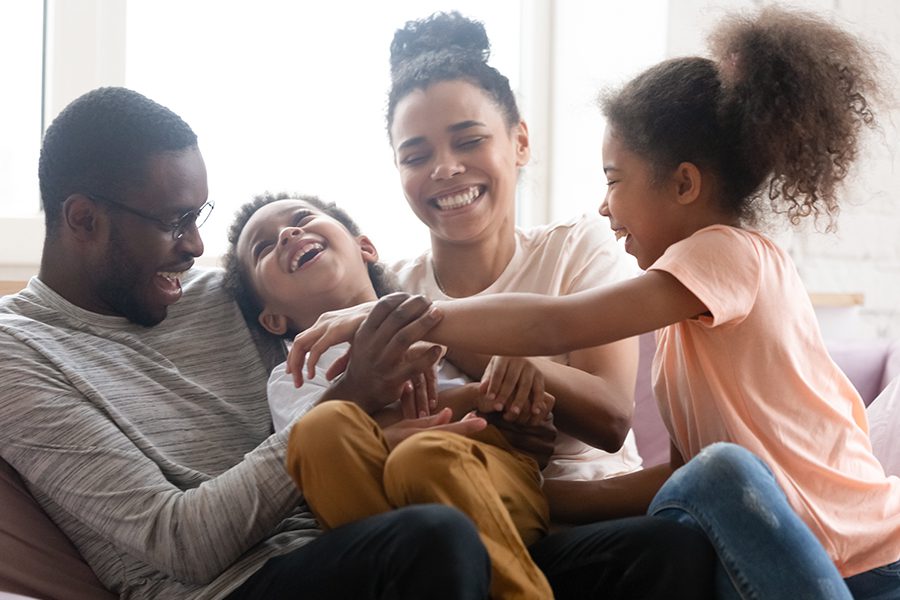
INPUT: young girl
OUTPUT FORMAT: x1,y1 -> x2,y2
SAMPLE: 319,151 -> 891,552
385,10 -> 644,483
291,7 -> 900,598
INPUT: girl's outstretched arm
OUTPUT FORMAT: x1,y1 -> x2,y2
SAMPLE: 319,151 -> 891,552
428,270 -> 708,357
289,270 -> 706,379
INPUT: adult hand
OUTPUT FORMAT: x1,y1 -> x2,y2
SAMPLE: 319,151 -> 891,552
286,293 -> 441,387
382,408 -> 487,451
329,343 -> 440,418
484,412 -> 557,470
326,304 -> 444,416
480,356 -> 554,425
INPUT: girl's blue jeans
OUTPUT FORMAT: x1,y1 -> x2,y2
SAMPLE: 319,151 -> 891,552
648,442 -> 900,599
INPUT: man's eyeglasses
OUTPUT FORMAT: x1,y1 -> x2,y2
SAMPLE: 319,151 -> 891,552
88,194 -> 215,241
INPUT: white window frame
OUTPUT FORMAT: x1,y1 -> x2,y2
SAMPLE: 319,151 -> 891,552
0,0 -> 127,279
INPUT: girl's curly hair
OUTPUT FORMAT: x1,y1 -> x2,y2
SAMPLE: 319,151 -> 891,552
601,6 -> 883,230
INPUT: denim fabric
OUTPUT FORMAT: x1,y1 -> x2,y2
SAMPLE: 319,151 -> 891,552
845,559 -> 900,599
649,442 -> 853,600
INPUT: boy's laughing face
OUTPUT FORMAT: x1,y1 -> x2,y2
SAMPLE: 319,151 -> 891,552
236,199 -> 379,334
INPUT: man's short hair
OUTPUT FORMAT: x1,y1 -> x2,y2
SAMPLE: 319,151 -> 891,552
38,87 -> 198,228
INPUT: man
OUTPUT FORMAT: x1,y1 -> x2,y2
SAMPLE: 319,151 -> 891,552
0,87 -> 490,599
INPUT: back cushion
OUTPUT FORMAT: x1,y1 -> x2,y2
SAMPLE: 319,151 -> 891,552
0,458 -> 115,600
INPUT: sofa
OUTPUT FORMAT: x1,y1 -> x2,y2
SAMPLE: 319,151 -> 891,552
2,330 -> 897,598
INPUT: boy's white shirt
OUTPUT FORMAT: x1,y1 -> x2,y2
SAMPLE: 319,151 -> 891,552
267,341 -> 468,432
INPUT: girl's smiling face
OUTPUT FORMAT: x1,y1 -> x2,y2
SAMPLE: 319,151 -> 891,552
599,127 -> 687,270
390,80 -> 529,245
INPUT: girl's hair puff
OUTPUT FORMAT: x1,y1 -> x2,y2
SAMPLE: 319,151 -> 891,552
386,11 -> 520,136
602,6 -> 882,229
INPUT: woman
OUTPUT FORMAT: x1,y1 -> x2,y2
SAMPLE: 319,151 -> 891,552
386,10 -> 643,486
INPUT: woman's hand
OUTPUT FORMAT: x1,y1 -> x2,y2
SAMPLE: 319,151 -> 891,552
480,356 -> 555,425
286,292 -> 441,387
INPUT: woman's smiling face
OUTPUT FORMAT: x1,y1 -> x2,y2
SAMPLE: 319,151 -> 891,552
390,80 -> 529,245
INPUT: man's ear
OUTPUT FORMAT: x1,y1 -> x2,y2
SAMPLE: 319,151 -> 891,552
514,120 -> 531,168
62,194 -> 101,241
259,310 -> 289,336
357,235 -> 379,265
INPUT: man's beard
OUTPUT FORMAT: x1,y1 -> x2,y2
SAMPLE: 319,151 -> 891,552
97,229 -> 167,327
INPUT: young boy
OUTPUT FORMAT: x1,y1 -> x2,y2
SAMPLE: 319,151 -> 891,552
223,191 -> 554,600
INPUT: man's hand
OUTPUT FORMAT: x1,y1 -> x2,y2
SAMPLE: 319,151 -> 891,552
286,293 -> 441,387
484,412 -> 557,470
319,298 -> 444,416
382,408 -> 487,451
480,356 -> 555,425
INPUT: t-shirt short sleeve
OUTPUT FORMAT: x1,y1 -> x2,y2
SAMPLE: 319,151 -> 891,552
649,226 -> 760,327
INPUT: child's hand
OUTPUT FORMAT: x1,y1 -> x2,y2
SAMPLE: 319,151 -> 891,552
321,298 -> 443,416
480,356 -> 555,425
398,342 -> 443,418
484,412 -> 557,470
286,303 -> 373,388
382,408 -> 487,451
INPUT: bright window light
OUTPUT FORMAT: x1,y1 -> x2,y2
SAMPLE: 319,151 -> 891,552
0,3 -> 43,217
124,1 -> 521,262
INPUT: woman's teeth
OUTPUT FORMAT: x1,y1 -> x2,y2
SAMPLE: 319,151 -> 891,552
615,229 -> 627,241
434,186 -> 482,210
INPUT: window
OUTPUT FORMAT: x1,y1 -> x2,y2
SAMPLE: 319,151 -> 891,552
124,0 -> 522,261
0,0 -> 667,268
0,2 -> 43,217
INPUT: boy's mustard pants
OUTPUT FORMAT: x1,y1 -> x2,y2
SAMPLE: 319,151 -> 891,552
286,400 -> 553,599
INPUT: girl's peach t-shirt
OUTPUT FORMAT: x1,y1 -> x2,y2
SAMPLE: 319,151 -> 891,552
649,225 -> 900,577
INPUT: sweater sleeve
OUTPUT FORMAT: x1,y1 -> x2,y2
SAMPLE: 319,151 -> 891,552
0,331 -> 302,585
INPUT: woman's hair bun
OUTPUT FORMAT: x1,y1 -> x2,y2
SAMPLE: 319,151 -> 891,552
390,11 -> 490,75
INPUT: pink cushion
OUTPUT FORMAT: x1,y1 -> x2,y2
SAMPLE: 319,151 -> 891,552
882,339 -> 900,391
825,338 -> 890,407
0,458 -> 115,599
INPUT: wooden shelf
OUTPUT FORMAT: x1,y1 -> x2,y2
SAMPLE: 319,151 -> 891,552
0,281 -> 27,296
809,293 -> 864,308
